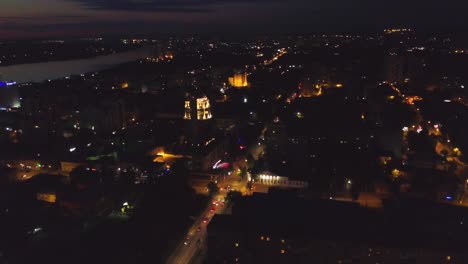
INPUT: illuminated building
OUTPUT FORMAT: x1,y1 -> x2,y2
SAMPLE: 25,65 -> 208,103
256,172 -> 308,189
0,74 -> 20,108
406,95 -> 423,105
228,72 -> 248,88
197,97 -> 212,120
37,192 -> 57,203
300,80 -> 343,98
182,94 -> 227,170
384,28 -> 413,34
184,95 -> 212,120
184,100 -> 191,120
183,93 -> 216,152
300,83 -> 322,97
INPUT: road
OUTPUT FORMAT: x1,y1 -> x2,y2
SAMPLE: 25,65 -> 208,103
165,194 -> 226,264
166,78 -> 274,263
331,193 -> 384,208
263,48 -> 287,66
391,82 -> 468,206
191,170 -> 248,195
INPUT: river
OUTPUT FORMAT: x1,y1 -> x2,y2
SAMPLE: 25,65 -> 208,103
0,46 -> 151,83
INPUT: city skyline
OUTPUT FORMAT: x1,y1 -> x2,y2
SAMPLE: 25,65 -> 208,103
1,0 -> 468,39
3,1 -> 468,263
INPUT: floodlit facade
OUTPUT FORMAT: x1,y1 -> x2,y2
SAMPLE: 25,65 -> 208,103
228,72 -> 248,88
196,97 -> 212,120
184,100 -> 192,120
256,172 -> 308,189
184,95 -> 212,120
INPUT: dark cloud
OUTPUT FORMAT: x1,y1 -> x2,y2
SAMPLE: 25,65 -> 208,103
67,0 -> 279,12
3,20 -> 154,33
3,0 -> 468,39
68,0 -> 215,12
64,0 -> 468,31
1,15 -> 90,21
1,19 -> 206,35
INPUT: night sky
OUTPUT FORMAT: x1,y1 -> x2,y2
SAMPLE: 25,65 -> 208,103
1,0 -> 467,39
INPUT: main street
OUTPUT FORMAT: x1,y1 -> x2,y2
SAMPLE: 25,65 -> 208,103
165,194 -> 224,264
166,47 -> 288,263
166,174 -> 246,264
263,48 -> 287,66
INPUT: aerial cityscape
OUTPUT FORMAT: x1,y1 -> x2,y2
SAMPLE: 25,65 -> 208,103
2,1 -> 468,264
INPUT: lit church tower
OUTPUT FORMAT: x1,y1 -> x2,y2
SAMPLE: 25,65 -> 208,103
228,72 -> 249,88
183,93 -> 214,147
184,95 -> 212,120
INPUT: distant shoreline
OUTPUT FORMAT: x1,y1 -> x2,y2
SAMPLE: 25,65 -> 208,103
0,45 -> 150,83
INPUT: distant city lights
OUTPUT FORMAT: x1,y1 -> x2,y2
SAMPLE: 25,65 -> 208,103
0,81 -> 17,87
